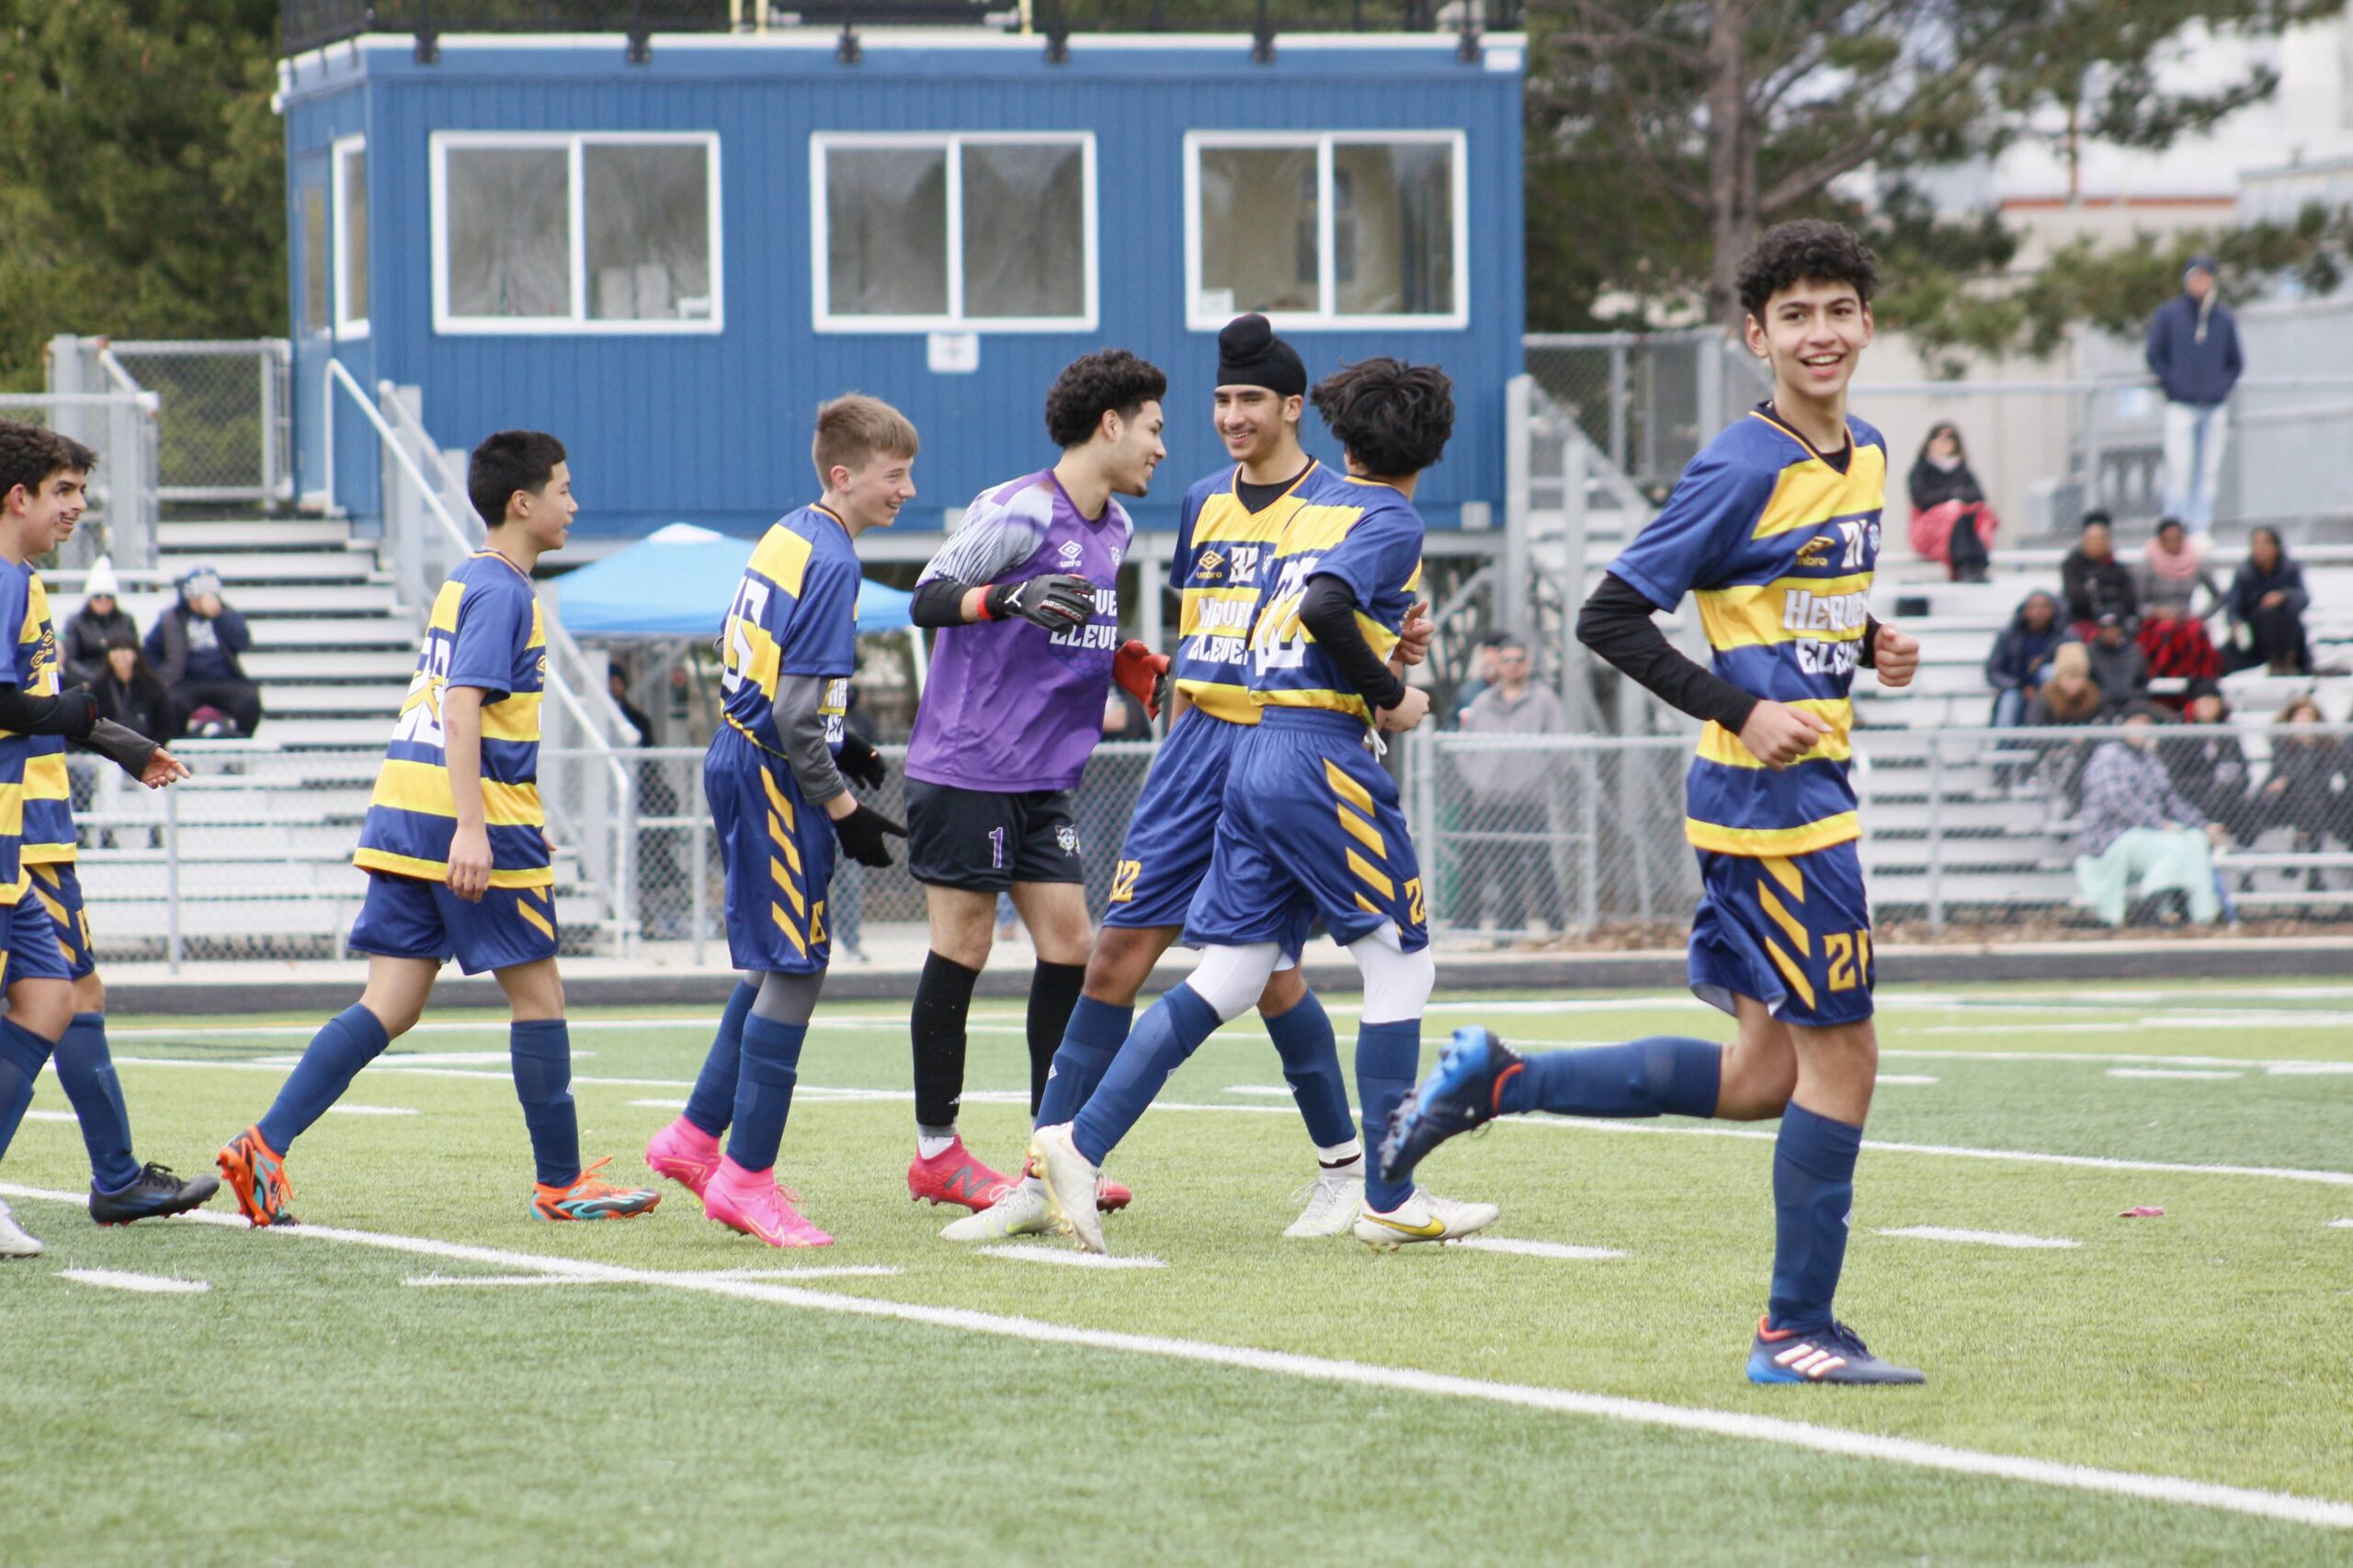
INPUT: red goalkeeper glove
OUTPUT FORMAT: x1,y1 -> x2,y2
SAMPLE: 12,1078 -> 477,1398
1114,639 -> 1171,721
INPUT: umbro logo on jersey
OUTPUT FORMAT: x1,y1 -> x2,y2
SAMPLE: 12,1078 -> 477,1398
1059,540 -> 1086,567
1794,534 -> 1835,567
1198,550 -> 1227,579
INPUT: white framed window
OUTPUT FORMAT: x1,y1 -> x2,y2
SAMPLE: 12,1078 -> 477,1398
430,131 -> 723,335
332,134 -> 369,338
1184,131 -> 1468,331
811,131 -> 1097,334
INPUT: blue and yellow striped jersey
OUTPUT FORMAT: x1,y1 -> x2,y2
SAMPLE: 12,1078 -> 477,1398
354,551 -> 551,888
1168,461 -> 1324,725
1609,405 -> 1886,858
719,504 -> 859,756
1245,466 -> 1425,724
17,571 -> 75,867
0,561 -> 40,906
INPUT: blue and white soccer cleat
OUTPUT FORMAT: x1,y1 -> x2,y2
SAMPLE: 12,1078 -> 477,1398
1378,1026 -> 1523,1186
1747,1318 -> 1926,1385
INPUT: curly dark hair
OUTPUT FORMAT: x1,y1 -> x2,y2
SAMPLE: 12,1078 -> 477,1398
1043,349 -> 1167,449
0,418 -> 97,503
1734,220 -> 1880,319
467,429 -> 568,528
1310,358 -> 1454,479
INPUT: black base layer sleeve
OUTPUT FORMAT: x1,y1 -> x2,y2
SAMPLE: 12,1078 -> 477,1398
1574,573 -> 1761,734
911,950 -> 983,1127
0,684 -> 97,739
1026,960 -> 1088,1116
1298,574 -> 1407,714
75,717 -> 159,778
911,577 -> 972,628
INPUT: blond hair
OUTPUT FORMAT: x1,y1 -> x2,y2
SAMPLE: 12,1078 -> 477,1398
2048,642 -> 2090,684
813,394 -> 918,485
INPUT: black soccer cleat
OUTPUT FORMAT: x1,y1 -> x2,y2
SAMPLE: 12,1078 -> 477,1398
1378,1026 -> 1523,1186
1747,1318 -> 1926,1385
89,1163 -> 221,1226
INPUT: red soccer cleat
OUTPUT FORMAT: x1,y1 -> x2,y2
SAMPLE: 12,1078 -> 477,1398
1097,1176 -> 1132,1212
906,1139 -> 1017,1212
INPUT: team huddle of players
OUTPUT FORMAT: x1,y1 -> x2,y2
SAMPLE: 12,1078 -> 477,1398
4,217 -> 1929,1386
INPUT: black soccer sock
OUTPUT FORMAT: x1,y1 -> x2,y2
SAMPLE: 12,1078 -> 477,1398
1026,960 -> 1089,1116
912,951 -> 983,1131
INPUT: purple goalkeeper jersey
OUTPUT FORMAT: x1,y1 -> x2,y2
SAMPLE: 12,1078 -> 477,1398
906,469 -> 1131,793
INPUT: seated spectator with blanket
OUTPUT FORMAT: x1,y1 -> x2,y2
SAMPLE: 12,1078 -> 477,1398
1907,422 -> 2000,583
1985,589 -> 2075,728
144,565 -> 263,738
2136,517 -> 2222,700
2075,705 -> 2228,927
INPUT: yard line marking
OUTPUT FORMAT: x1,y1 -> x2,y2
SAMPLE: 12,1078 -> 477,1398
2330,1219 -> 2353,1229
1457,1237 -> 1627,1261
2265,1063 -> 2353,1076
0,1181 -> 2340,1532
1875,1074 -> 1939,1085
58,1268 -> 209,1295
1879,1227 -> 2079,1250
630,1098 -> 688,1109
977,1245 -> 1165,1270
404,1266 -> 902,1287
1882,1049 -> 2353,1073
1919,1024 -> 2135,1036
328,1105 -> 420,1116
2107,1068 -> 2244,1081
1225,1085 -> 1293,1096
21,1109 -> 77,1123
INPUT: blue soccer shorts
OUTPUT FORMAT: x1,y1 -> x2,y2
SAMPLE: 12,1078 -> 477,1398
25,863 -> 97,981
347,870 -> 560,976
1185,710 -> 1428,960
0,882 -> 74,988
1688,840 -> 1874,1028
706,723 -> 835,975
1103,705 -> 1245,932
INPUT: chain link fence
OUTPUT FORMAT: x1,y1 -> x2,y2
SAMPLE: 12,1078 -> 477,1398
49,336 -> 292,508
2,382 -> 160,571
1523,330 -> 1769,500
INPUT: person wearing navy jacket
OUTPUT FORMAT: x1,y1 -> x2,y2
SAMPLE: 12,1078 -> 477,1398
2144,256 -> 2244,545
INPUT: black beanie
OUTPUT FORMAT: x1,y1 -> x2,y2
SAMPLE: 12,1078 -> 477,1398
1216,313 -> 1306,398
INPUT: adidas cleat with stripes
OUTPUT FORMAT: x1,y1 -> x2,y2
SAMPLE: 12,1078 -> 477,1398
1379,1026 -> 1522,1186
1747,1318 -> 1925,1385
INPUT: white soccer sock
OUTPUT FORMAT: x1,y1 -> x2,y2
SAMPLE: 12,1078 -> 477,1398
917,1130 -> 959,1160
1316,1139 -> 1364,1173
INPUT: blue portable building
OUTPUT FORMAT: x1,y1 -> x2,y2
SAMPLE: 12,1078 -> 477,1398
276,6 -> 1527,564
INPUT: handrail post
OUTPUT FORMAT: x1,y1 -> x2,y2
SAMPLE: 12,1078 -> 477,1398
1927,733 -> 1947,936
165,780 -> 182,973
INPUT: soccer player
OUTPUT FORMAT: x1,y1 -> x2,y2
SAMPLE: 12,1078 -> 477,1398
944,316 -> 1427,1243
1381,221 -> 1928,1384
897,350 -> 1165,1212
1029,358 -> 1499,1256
217,431 -> 660,1226
0,421 -> 206,1257
641,395 -> 913,1246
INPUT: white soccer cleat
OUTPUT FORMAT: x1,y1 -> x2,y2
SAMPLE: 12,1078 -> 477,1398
1282,1175 -> 1366,1238
0,1199 -> 42,1258
939,1181 -> 1054,1241
1352,1188 -> 1500,1251
1028,1123 -> 1107,1255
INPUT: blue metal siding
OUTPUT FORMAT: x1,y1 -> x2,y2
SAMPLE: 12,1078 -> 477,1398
283,40 -> 1523,540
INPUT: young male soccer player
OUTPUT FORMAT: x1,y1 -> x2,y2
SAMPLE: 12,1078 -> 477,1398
944,317 -> 1428,1243
1029,358 -> 1499,1256
0,422 -> 205,1257
897,350 -> 1165,1212
1381,221 -> 1928,1383
642,396 -> 913,1246
217,431 -> 660,1226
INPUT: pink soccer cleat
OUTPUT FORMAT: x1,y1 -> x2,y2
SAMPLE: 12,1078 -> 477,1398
906,1139 -> 1017,1212
645,1116 -> 723,1201
702,1157 -> 834,1248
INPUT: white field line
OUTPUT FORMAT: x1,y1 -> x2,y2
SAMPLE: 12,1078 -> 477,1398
404,1266 -> 901,1287
1457,1237 -> 1626,1261
2108,1069 -> 2244,1081
22,1109 -> 77,1123
977,1245 -> 1165,1270
1881,1049 -> 2353,1074
2330,1219 -> 2353,1230
57,1267 -> 209,1294
328,1105 -> 420,1117
0,1181 -> 2341,1532
1876,1074 -> 1939,1085
1226,1085 -> 1293,1096
1879,1227 -> 2079,1250
1919,1024 -> 2135,1036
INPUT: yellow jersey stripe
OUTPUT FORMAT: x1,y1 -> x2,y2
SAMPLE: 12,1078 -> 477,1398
515,896 -> 555,941
426,580 -> 465,634
350,847 -> 556,888
1354,892 -> 1383,918
1760,856 -> 1804,902
368,759 -> 543,827
760,767 -> 798,833
1758,885 -> 1810,956
772,901 -> 807,957
749,520 -> 816,597
1336,802 -> 1386,859
1347,847 -> 1394,901
1174,683 -> 1259,724
770,855 -> 806,917
1693,572 -> 1873,650
481,692 -> 543,743
1765,937 -> 1818,1010
1323,758 -> 1375,814
1685,812 -> 1860,857
1695,699 -> 1854,770
21,753 -> 67,801
1279,503 -> 1370,554
1177,586 -> 1261,637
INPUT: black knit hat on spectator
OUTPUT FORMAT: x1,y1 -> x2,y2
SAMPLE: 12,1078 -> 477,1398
1216,313 -> 1307,398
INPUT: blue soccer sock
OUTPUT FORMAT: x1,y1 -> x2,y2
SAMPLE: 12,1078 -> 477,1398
1264,991 -> 1356,1150
256,1004 -> 391,1153
0,1017 -> 58,1161
1356,1019 -> 1422,1212
684,979 -> 756,1138
725,1013 -> 809,1174
509,1019 -> 581,1189
54,1013 -> 140,1192
1499,1037 -> 1722,1120
1068,983 -> 1222,1166
1767,1101 -> 1865,1335
1033,995 -> 1132,1129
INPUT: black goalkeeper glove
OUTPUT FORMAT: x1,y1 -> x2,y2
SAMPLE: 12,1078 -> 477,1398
983,573 -> 1096,631
836,730 -> 888,790
831,802 -> 907,869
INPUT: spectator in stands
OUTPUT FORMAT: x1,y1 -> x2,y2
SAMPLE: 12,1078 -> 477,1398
1906,422 -> 1999,583
144,565 -> 261,738
1457,635 -> 1567,941
63,555 -> 136,689
2225,526 -> 2312,676
2256,696 -> 2346,849
2061,512 -> 2137,639
2088,614 -> 2149,717
2135,518 -> 2223,701
2160,679 -> 2256,840
1985,589 -> 2074,727
2074,705 -> 2226,927
2144,256 -> 2242,549
2027,642 -> 2102,726
90,633 -> 176,743
1451,630 -> 1511,724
